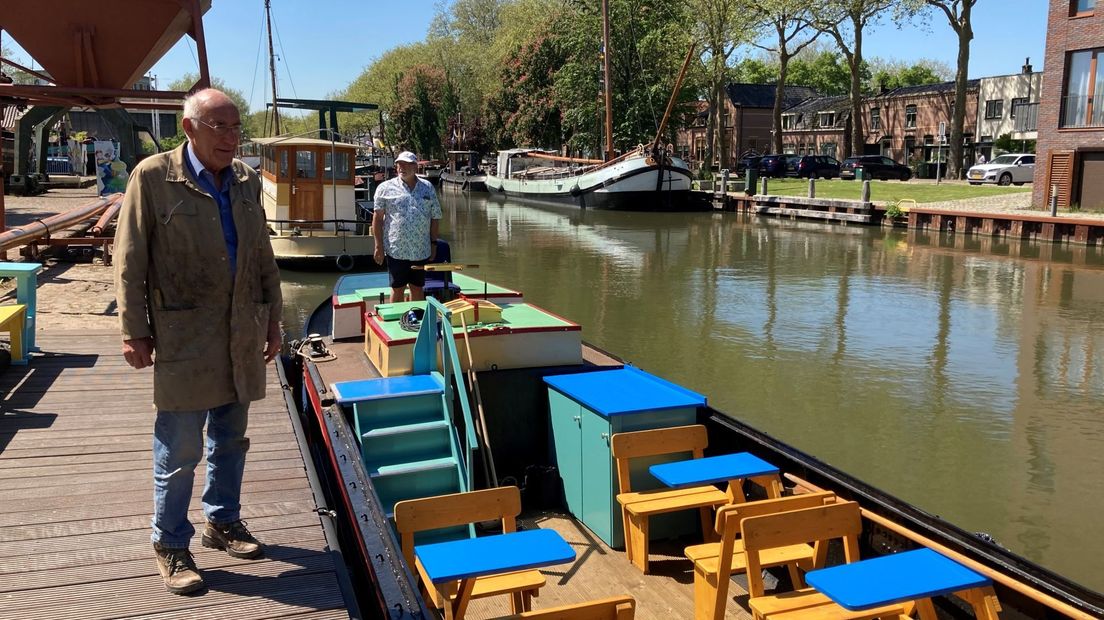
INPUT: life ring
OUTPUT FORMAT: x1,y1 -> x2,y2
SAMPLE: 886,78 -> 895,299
335,253 -> 355,271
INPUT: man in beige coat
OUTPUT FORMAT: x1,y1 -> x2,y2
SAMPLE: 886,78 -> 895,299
114,88 -> 282,594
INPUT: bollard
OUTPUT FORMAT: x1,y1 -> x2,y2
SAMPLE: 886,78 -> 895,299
721,168 -> 730,197
761,176 -> 769,195
1050,184 -> 1059,217
861,180 -> 871,203
808,177 -> 816,199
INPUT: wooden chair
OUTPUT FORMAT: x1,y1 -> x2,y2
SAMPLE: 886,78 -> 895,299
0,304 -> 27,364
742,501 -> 911,620
685,491 -> 836,620
394,486 -> 545,614
610,425 -> 730,574
487,595 -> 635,620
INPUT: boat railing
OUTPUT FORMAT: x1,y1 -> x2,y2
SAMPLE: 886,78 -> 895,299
267,218 -> 368,236
411,297 -> 479,491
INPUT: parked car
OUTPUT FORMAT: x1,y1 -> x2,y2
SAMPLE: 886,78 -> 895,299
758,154 -> 800,178
839,155 -> 911,181
735,155 -> 761,175
788,155 -> 841,179
967,154 -> 1035,186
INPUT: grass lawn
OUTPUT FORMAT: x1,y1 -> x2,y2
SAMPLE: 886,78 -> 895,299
761,179 -> 1031,204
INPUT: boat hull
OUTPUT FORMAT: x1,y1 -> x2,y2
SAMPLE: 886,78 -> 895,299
440,172 -> 488,192
485,156 -> 704,211
270,233 -> 377,272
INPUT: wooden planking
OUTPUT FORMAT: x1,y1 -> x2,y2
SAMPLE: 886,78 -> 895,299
0,331 -> 351,619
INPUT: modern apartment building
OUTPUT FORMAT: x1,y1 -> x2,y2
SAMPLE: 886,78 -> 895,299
975,65 -> 1043,161
1034,0 -> 1104,210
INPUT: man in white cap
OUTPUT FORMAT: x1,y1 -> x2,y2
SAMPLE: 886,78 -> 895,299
372,151 -> 442,302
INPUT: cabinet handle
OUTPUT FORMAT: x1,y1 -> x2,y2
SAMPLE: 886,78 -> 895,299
573,416 -> 581,423
600,432 -> 609,441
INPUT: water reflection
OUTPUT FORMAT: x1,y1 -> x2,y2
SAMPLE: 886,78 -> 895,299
280,190 -> 1104,590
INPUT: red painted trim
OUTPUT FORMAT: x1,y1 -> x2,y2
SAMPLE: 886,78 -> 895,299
366,314 -> 393,343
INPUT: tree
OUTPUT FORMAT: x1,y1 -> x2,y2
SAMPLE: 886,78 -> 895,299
391,65 -> 446,158
746,0 -> 821,153
812,0 -> 913,158
486,30 -> 565,148
0,45 -> 35,84
166,74 -> 257,137
691,0 -> 745,170
916,0 -> 977,179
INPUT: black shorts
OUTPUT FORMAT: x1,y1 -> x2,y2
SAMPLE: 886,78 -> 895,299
386,256 -> 429,288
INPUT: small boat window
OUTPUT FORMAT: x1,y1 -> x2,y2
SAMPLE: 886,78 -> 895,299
324,151 -> 351,181
296,149 -> 317,179
279,149 -> 289,178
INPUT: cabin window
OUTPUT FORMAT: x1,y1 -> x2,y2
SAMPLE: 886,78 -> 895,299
296,149 -> 317,178
324,151 -> 351,181
279,149 -> 289,178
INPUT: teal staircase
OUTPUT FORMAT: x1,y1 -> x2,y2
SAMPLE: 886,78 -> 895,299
331,298 -> 481,540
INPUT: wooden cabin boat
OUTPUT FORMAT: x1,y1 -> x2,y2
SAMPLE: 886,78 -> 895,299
281,266 -> 1104,619
484,147 -> 702,211
440,150 -> 488,192
253,136 -> 375,271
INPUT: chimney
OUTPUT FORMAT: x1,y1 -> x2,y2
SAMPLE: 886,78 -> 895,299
1022,57 -> 1033,74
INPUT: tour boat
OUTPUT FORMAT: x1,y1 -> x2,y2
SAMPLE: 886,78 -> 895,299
253,135 -> 375,271
278,263 -> 1104,619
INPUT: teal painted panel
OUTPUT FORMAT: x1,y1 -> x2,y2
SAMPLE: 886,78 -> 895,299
580,409 -> 615,546
353,393 -> 445,435
548,389 -> 583,517
361,422 -> 453,471
373,466 -> 462,517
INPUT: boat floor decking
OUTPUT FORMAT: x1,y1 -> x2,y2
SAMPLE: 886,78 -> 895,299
0,330 -> 349,620
464,514 -> 756,620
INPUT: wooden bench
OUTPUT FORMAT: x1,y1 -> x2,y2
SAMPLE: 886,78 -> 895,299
394,486 -> 545,615
488,595 -> 635,619
0,304 -> 28,364
610,425 -> 729,573
685,491 -> 836,620
743,501 -> 912,620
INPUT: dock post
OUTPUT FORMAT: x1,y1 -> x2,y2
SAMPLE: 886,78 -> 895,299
861,180 -> 871,203
761,177 -> 769,195
808,177 -> 816,199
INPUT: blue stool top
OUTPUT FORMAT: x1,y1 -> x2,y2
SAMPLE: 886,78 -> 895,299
332,374 -> 444,403
544,366 -> 705,416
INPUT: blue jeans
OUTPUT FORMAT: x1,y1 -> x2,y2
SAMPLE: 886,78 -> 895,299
151,401 -> 250,548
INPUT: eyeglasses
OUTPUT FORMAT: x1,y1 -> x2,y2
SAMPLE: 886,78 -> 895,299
194,118 -> 243,137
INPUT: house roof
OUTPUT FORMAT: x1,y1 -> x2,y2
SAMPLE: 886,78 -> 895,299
872,79 -> 981,99
725,83 -> 819,108
783,95 -> 851,116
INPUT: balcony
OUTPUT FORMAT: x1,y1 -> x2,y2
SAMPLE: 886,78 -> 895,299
1013,102 -> 1038,132
1061,95 -> 1104,128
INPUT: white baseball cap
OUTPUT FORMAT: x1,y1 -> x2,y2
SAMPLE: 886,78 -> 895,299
396,151 -> 418,163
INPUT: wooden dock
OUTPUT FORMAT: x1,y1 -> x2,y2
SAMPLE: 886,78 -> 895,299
0,330 -> 351,619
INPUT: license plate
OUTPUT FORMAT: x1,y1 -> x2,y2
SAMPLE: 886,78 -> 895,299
970,171 -> 982,178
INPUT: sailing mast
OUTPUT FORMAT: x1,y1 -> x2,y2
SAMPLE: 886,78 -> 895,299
265,0 -> 281,136
601,0 -> 613,161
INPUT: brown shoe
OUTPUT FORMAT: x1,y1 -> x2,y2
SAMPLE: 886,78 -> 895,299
153,543 -> 205,595
201,520 -> 263,559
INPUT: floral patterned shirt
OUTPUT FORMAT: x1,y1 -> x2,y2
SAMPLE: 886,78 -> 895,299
373,176 -> 443,260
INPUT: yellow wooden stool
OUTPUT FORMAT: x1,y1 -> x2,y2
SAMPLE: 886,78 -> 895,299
0,304 -> 28,364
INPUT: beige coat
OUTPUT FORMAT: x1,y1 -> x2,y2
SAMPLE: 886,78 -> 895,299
114,144 -> 282,411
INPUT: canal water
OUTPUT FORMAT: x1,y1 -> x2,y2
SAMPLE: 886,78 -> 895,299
280,190 -> 1104,592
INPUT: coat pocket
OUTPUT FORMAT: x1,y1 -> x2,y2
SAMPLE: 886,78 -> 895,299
152,306 -> 215,362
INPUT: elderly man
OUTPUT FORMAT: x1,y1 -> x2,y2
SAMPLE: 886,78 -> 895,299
372,150 -> 442,303
114,88 -> 282,595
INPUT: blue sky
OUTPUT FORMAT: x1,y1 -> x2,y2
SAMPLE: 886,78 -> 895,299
3,1 -> 1048,113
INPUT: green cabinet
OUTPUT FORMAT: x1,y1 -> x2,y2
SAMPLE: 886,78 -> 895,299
544,367 -> 706,548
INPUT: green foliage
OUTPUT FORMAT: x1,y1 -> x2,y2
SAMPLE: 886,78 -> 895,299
165,73 -> 260,138
391,65 -> 446,158
161,134 -> 188,150
994,133 -> 1035,154
869,58 -> 953,91
884,201 -> 903,218
487,30 -> 565,148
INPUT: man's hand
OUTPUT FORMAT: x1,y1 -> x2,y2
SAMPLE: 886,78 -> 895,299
264,321 -> 282,363
373,246 -> 385,266
122,337 -> 155,369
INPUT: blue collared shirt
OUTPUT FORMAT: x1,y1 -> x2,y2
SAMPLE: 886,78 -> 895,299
185,143 -> 238,274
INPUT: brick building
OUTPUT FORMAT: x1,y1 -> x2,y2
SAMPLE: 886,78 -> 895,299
779,95 -> 850,159
860,80 -> 980,171
1034,0 -> 1104,211
679,84 -> 817,171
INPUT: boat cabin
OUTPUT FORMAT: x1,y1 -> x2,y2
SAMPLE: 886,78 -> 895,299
253,136 -> 358,231
447,150 -> 482,174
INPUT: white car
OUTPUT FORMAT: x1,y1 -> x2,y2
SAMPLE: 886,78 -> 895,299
967,154 -> 1035,186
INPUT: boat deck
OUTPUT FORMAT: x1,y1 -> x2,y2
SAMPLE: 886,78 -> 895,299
0,330 -> 350,619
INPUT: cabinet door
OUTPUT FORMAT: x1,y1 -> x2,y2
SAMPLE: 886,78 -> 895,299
580,409 -> 616,547
548,390 -> 583,517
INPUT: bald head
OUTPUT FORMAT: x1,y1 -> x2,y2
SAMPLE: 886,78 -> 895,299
181,87 -> 242,173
